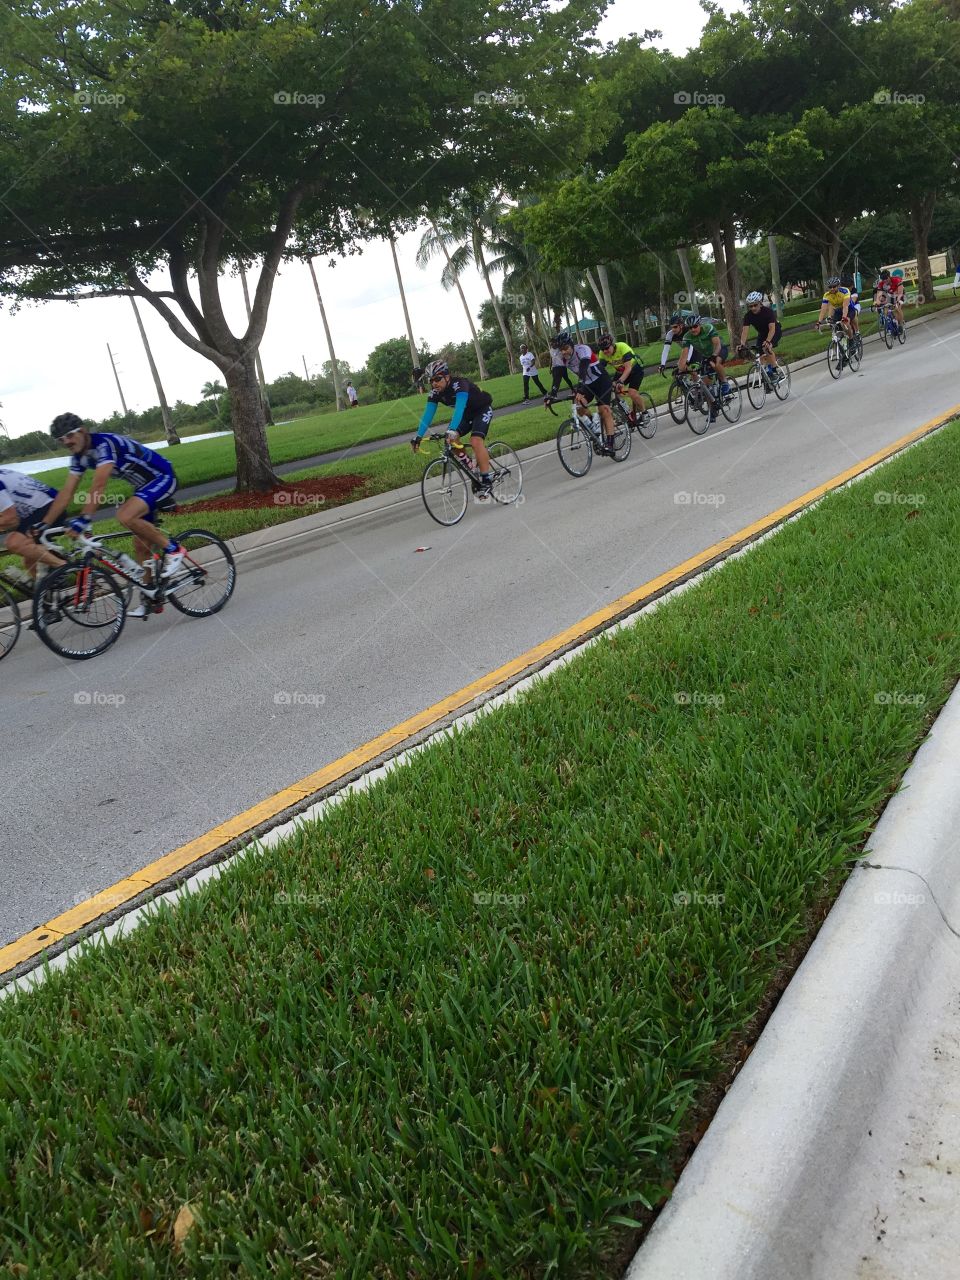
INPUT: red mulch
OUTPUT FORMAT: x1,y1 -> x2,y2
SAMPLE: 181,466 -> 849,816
178,474 -> 369,514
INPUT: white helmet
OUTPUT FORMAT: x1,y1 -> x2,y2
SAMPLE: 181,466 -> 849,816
423,359 -> 449,380
746,291 -> 764,304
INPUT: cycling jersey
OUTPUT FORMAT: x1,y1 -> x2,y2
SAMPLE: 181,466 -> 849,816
596,342 -> 636,374
0,468 -> 56,521
68,432 -> 175,489
822,287 -> 851,308
687,321 -> 721,358
742,305 -> 778,336
555,343 -> 605,385
416,377 -> 493,438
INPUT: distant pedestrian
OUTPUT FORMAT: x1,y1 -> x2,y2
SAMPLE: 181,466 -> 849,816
519,345 -> 548,401
346,380 -> 359,407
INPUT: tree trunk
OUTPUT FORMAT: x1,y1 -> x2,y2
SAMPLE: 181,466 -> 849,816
709,225 -> 737,338
584,268 -> 605,324
476,241 -> 516,373
129,296 -> 179,444
722,217 -> 740,329
596,263 -> 616,334
307,258 -> 343,411
389,233 -> 420,370
677,246 -> 697,310
440,236 -> 488,379
658,256 -> 668,330
767,235 -> 783,320
238,262 -> 274,425
225,352 -> 278,492
909,193 -> 937,303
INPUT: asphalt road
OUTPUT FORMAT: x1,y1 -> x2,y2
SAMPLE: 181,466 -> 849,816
3,310 -> 959,947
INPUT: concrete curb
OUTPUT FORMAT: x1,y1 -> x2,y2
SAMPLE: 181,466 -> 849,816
222,303 -> 960,562
626,682 -> 960,1280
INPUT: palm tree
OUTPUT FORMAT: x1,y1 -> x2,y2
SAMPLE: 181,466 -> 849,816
389,232 -> 420,372
417,221 -> 489,380
201,380 -> 226,420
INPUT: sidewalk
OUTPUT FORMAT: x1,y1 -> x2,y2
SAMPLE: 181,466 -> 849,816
626,682 -> 960,1279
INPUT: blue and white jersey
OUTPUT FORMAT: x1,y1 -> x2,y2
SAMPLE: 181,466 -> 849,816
68,432 -> 174,489
0,467 -> 56,519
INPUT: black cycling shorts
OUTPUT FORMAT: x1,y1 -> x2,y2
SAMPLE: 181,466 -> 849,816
576,370 -> 615,406
618,364 -> 644,390
455,406 -> 494,440
754,324 -> 782,353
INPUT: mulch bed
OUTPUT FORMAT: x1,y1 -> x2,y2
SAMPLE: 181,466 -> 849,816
178,474 -> 369,514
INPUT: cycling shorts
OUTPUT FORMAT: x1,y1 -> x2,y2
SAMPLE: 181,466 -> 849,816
134,471 -> 178,517
754,325 -> 782,353
617,364 -> 644,390
454,406 -> 494,440
15,501 -> 53,536
576,370 -> 615,405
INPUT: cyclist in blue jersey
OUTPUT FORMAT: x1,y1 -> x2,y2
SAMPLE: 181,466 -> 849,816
411,361 -> 496,497
0,467 -> 67,580
42,414 -> 185,596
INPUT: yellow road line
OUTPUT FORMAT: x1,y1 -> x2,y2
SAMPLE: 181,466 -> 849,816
3,403 -> 957,978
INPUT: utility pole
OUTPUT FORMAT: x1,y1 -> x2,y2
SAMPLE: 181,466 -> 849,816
307,258 -> 344,412
106,343 -> 128,416
238,261 -> 274,425
302,355 -> 310,381
767,235 -> 784,321
129,297 -> 180,444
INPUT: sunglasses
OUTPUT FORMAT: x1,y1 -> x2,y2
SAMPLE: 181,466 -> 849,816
429,375 -> 446,383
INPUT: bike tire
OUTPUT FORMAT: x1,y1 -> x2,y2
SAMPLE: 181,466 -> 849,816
634,392 -> 657,439
685,387 -> 711,435
167,530 -> 237,617
773,362 -> 791,400
486,441 -> 523,505
33,564 -> 125,660
848,337 -> 862,372
827,340 -> 844,379
896,322 -> 906,346
608,416 -> 632,462
0,582 -> 21,661
720,378 -> 743,423
556,418 -> 593,477
668,380 -> 687,424
883,319 -> 894,349
421,457 -> 468,524
747,365 -> 766,410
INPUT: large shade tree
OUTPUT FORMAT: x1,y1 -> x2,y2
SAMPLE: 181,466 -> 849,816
0,0 -> 602,489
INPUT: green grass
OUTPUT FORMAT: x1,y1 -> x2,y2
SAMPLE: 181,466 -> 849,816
3,417 -> 960,1277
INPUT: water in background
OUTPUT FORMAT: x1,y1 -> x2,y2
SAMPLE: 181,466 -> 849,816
4,429 -> 232,476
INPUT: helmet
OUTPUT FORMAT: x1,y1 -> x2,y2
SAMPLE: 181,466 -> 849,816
746,291 -> 763,304
668,312 -> 685,326
423,359 -> 449,381
598,332 -> 614,348
827,275 -> 841,287
879,269 -> 891,280
50,412 -> 84,438
556,330 -> 573,346
686,314 -> 702,327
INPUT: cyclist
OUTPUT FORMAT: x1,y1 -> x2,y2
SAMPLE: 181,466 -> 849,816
840,272 -> 862,340
549,336 -> 577,394
410,360 -> 496,497
0,468 -> 66,581
677,315 -> 731,424
816,276 -> 854,338
596,333 -> 645,424
874,270 -> 904,334
658,311 -> 695,374
42,415 -> 184,611
737,291 -> 783,381
545,332 -> 619,454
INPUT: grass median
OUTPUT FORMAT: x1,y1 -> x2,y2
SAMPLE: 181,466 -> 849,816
3,414 -> 960,1276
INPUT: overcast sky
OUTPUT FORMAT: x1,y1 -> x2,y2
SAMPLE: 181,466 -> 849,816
0,0 -> 742,439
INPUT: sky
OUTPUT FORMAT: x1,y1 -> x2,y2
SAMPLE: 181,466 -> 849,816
0,0 -> 743,440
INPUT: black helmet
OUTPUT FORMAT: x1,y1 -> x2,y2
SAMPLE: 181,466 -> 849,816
598,332 -> 614,348
668,312 -> 685,326
556,330 -> 573,346
50,412 -> 84,438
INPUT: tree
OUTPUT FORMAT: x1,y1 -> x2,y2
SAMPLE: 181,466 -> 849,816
0,0 -> 599,488
201,380 -> 226,419
366,337 -> 423,401
418,222 -> 490,380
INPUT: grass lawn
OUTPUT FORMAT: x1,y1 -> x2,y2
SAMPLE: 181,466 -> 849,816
2,416 -> 959,1277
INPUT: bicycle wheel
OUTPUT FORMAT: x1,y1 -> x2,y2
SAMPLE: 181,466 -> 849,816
486,441 -> 523,505
634,392 -> 657,439
607,415 -> 632,462
896,321 -> 906,346
668,380 -> 687,424
556,418 -> 593,477
167,530 -> 237,617
720,378 -> 743,423
827,339 -> 844,379
0,583 -> 21,661
33,564 -> 125,660
848,336 -> 862,372
746,364 -> 766,410
421,457 -> 468,524
882,317 -> 894,349
685,387 -> 711,435
773,362 -> 791,400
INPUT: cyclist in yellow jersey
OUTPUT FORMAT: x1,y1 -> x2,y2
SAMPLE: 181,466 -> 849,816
815,276 -> 854,337
596,333 -> 645,423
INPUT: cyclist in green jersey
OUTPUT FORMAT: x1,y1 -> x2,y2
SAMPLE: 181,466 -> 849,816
676,316 -> 731,424
596,333 -> 646,424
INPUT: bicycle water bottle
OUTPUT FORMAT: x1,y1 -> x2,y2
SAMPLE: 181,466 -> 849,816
117,552 -> 144,583
453,441 -> 474,470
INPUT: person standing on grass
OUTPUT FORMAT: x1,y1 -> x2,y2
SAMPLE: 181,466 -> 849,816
519,344 -> 548,401
346,380 -> 359,407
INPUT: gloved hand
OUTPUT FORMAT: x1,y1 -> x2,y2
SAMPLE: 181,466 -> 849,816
68,516 -> 91,535
410,436 -> 421,453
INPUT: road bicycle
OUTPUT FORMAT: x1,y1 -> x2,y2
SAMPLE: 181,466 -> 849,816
664,368 -> 695,425
33,519 -> 236,660
875,300 -> 906,349
683,360 -> 743,434
0,577 -> 22,661
740,346 -> 792,410
545,394 -> 632,477
612,385 -> 657,440
820,319 -> 862,379
419,432 -> 522,525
